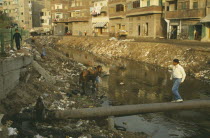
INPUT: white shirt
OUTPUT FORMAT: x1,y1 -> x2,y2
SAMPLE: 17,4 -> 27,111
171,64 -> 186,82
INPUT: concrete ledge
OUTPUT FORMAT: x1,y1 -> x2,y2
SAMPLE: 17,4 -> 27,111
0,55 -> 33,100
3,69 -> 20,95
1,57 -> 23,74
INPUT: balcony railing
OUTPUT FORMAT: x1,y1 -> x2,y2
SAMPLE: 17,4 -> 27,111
109,11 -> 126,19
52,9 -> 69,13
109,0 -> 126,4
68,17 -> 89,22
126,6 -> 163,16
69,6 -> 89,11
165,9 -> 206,19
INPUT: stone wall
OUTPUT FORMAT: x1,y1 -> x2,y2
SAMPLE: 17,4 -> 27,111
0,56 -> 33,100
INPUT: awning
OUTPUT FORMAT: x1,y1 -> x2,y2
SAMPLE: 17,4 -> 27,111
94,22 -> 107,28
201,14 -> 210,23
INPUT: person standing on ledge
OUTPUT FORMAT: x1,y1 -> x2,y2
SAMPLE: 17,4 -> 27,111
13,29 -> 22,50
170,59 -> 186,103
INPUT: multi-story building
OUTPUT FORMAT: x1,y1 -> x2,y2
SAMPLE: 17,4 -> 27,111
68,0 -> 92,36
18,0 -> 33,29
126,0 -> 166,38
91,0 -> 109,36
40,8 -> 52,33
32,0 -> 51,28
200,0 -> 210,41
3,0 -> 19,26
51,0 -> 70,35
3,0 -> 32,29
165,0 -> 207,40
0,1 -> 3,14
108,0 -> 127,37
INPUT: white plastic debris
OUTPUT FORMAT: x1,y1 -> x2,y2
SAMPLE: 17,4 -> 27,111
34,134 -> 44,138
8,127 -> 18,136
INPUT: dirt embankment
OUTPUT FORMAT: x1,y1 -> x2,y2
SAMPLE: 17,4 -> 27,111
0,38 -> 148,138
54,36 -> 210,82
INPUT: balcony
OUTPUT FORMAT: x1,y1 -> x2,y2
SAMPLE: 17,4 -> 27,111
52,9 -> 68,13
109,11 -> 126,19
68,17 -> 89,22
69,6 -> 89,11
126,6 -> 163,17
165,9 -> 206,19
108,0 -> 126,5
53,18 -> 68,23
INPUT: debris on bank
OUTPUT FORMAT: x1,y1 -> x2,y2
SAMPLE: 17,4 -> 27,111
0,37 -> 148,138
51,36 -> 210,83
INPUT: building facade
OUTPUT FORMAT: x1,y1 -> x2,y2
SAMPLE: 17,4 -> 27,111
40,8 -> 52,33
68,0 -> 92,36
2,0 -> 32,29
108,0 -> 127,37
0,1 -> 3,13
51,0 -> 70,35
126,0 -> 166,38
165,0 -> 207,40
91,0 -> 109,36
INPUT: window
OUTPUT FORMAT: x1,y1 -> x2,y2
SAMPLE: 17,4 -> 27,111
181,2 -> 186,10
133,1 -> 140,8
41,19 -> 44,23
122,25 -> 125,30
116,4 -> 124,12
40,12 -> 44,16
117,24 -> 121,29
193,2 -> 198,9
21,12 -> 23,15
22,20 -> 24,22
147,0 -> 150,7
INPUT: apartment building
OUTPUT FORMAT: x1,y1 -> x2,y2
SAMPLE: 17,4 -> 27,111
3,0 -> 19,26
18,0 -> 32,29
200,0 -> 210,41
165,0 -> 207,40
40,8 -> 52,33
32,0 -> 51,28
0,1 -> 3,14
126,0 -> 166,38
91,0 -> 109,36
68,0 -> 92,36
3,0 -> 32,29
108,0 -> 127,37
51,0 -> 70,35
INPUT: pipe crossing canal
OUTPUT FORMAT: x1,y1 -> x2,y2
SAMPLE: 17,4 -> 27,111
63,48 -> 210,138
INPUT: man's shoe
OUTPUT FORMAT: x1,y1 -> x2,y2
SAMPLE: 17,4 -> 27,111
171,99 -> 183,103
176,99 -> 183,102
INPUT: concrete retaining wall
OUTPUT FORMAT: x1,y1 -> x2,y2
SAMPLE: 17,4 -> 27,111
0,56 -> 33,100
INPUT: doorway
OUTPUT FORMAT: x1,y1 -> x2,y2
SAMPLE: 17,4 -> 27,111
170,26 -> 178,39
194,25 -> 202,40
138,25 -> 141,36
65,27 -> 68,34
98,28 -> 102,35
145,23 -> 148,36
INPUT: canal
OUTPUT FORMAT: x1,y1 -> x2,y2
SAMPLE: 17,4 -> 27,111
66,48 -> 210,138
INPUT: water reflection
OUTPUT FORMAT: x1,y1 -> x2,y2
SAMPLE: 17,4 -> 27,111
66,48 -> 210,137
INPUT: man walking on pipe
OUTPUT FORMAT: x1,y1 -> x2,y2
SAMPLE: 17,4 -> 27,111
170,59 -> 186,103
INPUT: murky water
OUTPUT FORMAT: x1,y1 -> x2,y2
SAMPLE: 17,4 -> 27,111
67,48 -> 210,138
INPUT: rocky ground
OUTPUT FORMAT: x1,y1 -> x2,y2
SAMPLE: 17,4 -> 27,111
0,38 -> 148,138
53,36 -> 210,83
